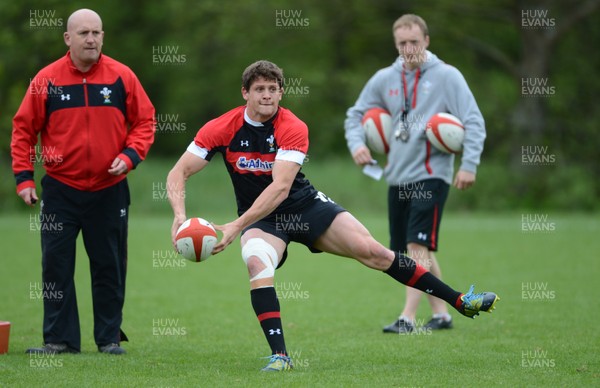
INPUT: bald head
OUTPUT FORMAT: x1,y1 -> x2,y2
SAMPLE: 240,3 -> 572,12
64,9 -> 104,72
67,9 -> 102,32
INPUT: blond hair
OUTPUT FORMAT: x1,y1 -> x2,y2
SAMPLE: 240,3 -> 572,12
392,14 -> 428,37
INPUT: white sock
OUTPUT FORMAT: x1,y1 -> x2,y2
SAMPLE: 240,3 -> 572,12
432,313 -> 452,321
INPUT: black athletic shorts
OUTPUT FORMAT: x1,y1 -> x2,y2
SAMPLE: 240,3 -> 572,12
388,179 -> 449,253
242,191 -> 346,268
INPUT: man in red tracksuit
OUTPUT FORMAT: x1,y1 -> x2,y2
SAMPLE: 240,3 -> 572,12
11,8 -> 155,355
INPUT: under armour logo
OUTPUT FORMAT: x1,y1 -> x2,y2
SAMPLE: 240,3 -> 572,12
268,329 -> 281,335
417,232 -> 427,240
426,289 -> 433,294
240,140 -> 249,147
120,208 -> 127,217
389,89 -> 399,96
61,94 -> 70,101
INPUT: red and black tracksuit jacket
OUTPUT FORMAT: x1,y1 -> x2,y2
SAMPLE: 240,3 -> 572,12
11,51 -> 155,192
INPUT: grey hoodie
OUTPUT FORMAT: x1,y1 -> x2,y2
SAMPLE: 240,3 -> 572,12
345,51 -> 485,186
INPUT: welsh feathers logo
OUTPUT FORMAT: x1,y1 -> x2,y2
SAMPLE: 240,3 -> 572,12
100,87 -> 112,104
266,135 -> 276,152
421,80 -> 433,94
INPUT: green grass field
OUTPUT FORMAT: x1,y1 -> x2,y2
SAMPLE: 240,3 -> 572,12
0,210 -> 598,387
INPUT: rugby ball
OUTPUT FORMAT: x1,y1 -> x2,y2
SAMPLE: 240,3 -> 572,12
175,218 -> 218,262
425,113 -> 465,154
361,108 -> 393,154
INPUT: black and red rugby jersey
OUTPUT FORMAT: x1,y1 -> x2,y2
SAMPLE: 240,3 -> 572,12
190,106 -> 319,215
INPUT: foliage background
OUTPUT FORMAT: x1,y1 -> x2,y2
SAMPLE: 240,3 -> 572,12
1,0 -> 599,212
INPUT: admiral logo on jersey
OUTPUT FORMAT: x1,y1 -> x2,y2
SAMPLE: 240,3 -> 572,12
191,106 -> 314,213
236,156 -> 274,172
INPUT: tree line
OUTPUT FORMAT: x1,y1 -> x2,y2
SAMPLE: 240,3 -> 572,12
1,0 -> 598,210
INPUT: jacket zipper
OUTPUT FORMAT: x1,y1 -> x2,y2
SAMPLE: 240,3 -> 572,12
83,77 -> 91,190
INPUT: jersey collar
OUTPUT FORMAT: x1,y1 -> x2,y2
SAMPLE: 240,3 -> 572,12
244,108 -> 264,127
65,51 -> 103,76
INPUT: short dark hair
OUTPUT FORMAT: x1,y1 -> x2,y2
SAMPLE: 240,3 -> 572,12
242,60 -> 284,91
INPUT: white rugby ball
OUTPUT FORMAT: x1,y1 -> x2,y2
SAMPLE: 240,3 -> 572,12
426,113 -> 465,154
175,217 -> 218,262
361,108 -> 393,154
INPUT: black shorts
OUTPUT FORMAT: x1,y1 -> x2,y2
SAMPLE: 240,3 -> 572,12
242,191 -> 346,268
388,179 -> 449,253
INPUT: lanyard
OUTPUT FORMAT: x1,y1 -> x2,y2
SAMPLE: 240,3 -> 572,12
396,67 -> 421,142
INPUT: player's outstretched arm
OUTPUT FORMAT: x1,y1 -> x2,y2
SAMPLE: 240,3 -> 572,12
166,151 -> 209,247
212,159 -> 300,254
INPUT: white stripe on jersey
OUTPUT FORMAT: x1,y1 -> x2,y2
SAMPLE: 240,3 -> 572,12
186,141 -> 209,159
276,149 -> 305,165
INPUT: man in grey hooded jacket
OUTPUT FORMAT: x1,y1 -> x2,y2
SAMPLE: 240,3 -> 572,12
344,14 -> 486,333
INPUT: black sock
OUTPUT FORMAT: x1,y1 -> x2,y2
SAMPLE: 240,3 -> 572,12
251,287 -> 287,356
384,252 -> 463,309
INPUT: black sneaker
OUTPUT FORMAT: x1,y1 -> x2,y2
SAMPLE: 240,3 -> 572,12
383,318 -> 415,334
26,343 -> 79,354
98,343 -> 126,355
423,316 -> 453,330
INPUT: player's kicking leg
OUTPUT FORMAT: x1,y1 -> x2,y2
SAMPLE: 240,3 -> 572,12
312,211 -> 499,318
